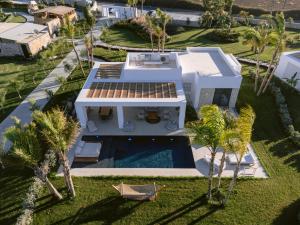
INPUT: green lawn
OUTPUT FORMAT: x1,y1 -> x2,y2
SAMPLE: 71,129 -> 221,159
102,26 -> 300,62
0,41 -> 72,122
0,167 -> 33,225
28,62 -> 300,225
4,14 -> 26,23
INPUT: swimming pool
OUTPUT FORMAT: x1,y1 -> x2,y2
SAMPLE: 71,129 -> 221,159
76,136 -> 195,168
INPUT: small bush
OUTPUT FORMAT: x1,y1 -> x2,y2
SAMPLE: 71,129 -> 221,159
206,29 -> 240,43
166,25 -> 186,35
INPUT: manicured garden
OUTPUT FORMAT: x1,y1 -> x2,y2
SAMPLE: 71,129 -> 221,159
21,63 -> 299,225
100,25 -> 300,62
0,41 -> 73,122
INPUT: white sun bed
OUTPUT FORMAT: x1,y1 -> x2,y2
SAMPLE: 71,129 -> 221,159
227,152 -> 255,165
74,142 -> 102,162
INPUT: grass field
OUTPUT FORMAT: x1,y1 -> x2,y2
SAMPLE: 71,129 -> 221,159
101,26 -> 300,62
0,42 -> 72,122
23,61 -> 300,225
4,14 -> 26,23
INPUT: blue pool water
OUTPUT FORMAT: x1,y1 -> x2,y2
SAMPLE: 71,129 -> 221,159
112,136 -> 195,168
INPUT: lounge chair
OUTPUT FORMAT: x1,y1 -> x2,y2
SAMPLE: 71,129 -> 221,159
74,141 -> 102,162
227,152 -> 255,166
123,121 -> 135,132
87,120 -> 98,132
112,183 -> 165,201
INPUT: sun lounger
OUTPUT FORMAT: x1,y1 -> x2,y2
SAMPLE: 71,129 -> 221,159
227,152 -> 255,165
112,183 -> 164,201
74,142 -> 102,162
87,120 -> 98,132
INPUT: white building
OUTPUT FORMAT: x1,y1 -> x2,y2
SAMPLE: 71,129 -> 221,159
75,47 -> 242,135
100,5 -> 137,19
275,51 -> 300,90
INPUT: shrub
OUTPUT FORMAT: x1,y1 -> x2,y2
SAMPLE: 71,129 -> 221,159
166,25 -> 185,35
206,29 -> 240,43
185,104 -> 198,123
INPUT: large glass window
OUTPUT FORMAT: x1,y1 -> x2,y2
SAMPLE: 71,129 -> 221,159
212,88 -> 232,107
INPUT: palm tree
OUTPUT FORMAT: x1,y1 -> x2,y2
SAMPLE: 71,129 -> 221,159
0,89 -> 7,113
154,25 -> 163,52
9,80 -> 23,99
145,14 -> 155,51
243,24 -> 278,92
84,36 -> 92,68
223,105 -> 255,205
258,12 -> 286,95
139,0 -> 145,15
4,117 -> 63,199
83,6 -> 96,68
156,9 -> 172,52
188,105 -> 225,200
217,110 -> 236,190
63,15 -> 86,77
32,108 -> 79,198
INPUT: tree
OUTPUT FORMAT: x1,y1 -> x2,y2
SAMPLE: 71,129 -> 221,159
101,27 -> 110,43
9,80 -> 23,99
156,9 -> 172,52
0,89 -> 7,113
239,10 -> 253,26
145,14 -> 155,51
258,12 -> 286,95
62,15 -> 86,77
154,25 -> 163,52
188,105 -> 225,200
223,105 -> 255,205
32,108 -> 79,198
243,24 -> 278,92
139,0 -> 145,15
217,110 -> 236,190
84,36 -> 92,68
83,6 -> 96,68
4,117 -> 63,199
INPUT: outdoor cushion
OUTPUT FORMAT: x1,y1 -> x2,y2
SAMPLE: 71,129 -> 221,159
227,153 -> 255,165
87,120 -> 98,132
76,142 -> 102,158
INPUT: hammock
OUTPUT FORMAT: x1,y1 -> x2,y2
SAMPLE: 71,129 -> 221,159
112,182 -> 164,201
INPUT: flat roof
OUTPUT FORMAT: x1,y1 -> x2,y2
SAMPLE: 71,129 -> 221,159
127,53 -> 178,69
0,22 -> 48,43
179,51 -> 235,77
87,82 -> 177,99
34,6 -> 75,16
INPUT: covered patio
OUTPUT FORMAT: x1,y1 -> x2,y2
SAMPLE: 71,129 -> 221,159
75,79 -> 187,136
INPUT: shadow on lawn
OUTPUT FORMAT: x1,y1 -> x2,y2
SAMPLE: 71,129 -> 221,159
147,194 -> 219,225
52,196 -> 144,225
272,198 -> 300,225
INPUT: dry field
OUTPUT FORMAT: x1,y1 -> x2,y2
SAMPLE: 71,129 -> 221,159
235,0 -> 300,11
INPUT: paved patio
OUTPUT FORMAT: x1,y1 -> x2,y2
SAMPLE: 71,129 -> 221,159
57,133 -> 268,178
83,107 -> 185,136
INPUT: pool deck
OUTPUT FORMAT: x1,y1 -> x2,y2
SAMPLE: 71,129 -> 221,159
57,133 -> 268,178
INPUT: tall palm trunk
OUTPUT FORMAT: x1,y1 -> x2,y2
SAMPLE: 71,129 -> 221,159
262,59 -> 280,93
254,52 -> 260,92
157,35 -> 161,52
207,150 -> 216,200
72,39 -> 86,77
224,159 -> 241,205
150,32 -> 154,52
217,150 -> 226,190
90,31 -> 94,68
35,167 -> 63,200
257,39 -> 281,96
61,152 -> 76,197
162,23 -> 167,52
45,177 -> 63,200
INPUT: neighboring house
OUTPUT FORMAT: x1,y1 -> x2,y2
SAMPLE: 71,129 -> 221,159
100,5 -> 137,19
0,22 -> 51,58
75,47 -> 242,133
275,51 -> 300,90
34,6 -> 77,25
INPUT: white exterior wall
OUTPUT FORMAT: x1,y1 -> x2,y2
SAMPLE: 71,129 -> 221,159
101,6 -> 136,19
275,52 -> 300,90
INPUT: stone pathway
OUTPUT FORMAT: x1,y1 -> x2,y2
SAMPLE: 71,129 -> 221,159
0,41 -> 86,151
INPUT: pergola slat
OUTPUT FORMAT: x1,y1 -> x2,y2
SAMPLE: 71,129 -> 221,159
87,82 -> 177,99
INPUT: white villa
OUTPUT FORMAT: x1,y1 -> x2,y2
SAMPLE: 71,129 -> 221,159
100,5 -> 137,19
75,47 -> 242,135
275,51 -> 300,91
